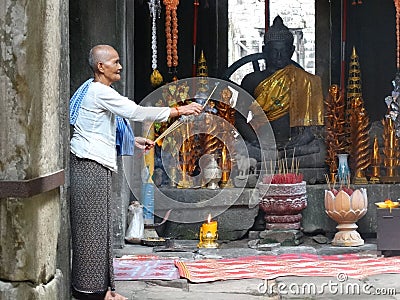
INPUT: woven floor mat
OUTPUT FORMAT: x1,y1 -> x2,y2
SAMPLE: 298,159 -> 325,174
174,253 -> 400,283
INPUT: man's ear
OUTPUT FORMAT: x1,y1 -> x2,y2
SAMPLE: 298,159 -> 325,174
97,62 -> 104,73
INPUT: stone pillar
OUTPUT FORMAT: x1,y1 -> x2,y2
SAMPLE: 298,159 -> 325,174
57,0 -> 72,298
0,0 -> 67,299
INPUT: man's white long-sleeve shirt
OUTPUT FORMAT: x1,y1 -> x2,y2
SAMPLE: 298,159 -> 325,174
70,82 -> 170,172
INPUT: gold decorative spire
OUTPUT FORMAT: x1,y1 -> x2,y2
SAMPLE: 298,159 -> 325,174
369,136 -> 381,183
346,47 -> 362,102
349,96 -> 370,184
345,46 -> 362,153
217,87 -> 236,187
325,84 -> 346,180
197,50 -> 208,77
197,50 -> 209,94
381,115 -> 400,183
177,120 -> 194,188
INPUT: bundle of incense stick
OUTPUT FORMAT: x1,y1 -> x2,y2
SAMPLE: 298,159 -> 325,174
153,83 -> 219,144
154,118 -> 184,143
263,149 -> 303,184
324,173 -> 351,190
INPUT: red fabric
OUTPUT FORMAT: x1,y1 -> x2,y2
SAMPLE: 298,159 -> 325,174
174,254 -> 400,283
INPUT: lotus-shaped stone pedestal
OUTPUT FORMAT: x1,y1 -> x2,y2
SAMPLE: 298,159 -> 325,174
324,188 -> 368,246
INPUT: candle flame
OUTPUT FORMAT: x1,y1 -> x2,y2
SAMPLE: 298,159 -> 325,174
207,214 -> 212,223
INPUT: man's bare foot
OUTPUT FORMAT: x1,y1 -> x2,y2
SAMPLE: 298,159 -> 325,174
104,290 -> 127,300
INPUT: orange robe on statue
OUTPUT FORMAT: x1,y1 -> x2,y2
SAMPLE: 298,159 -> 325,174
254,64 -> 324,127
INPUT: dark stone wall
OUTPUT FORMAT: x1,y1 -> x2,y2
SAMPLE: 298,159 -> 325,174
345,1 -> 396,122
69,1 -> 130,94
315,0 -> 332,97
133,0 -> 228,102
326,0 -> 396,122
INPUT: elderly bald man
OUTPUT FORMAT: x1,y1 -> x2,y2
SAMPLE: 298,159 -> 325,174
69,44 -> 202,300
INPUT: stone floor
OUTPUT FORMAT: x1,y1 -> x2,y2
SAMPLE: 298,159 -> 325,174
111,236 -> 400,300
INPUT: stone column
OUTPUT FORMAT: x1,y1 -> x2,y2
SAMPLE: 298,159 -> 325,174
0,0 -> 67,299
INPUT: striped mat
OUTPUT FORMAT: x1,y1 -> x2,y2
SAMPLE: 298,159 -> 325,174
174,253 -> 400,283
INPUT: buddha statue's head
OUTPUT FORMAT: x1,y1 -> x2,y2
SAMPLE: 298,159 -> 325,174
263,15 -> 295,73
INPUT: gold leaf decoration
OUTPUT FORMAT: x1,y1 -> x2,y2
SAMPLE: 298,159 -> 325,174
325,84 -> 346,176
349,96 -> 370,184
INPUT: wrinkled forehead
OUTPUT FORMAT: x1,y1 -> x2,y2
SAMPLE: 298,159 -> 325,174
96,46 -> 119,62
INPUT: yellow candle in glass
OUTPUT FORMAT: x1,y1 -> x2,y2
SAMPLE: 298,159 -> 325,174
198,214 -> 219,248
201,220 -> 217,234
201,214 -> 218,236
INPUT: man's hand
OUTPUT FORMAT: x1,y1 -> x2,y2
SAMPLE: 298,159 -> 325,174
181,102 -> 203,116
171,102 -> 203,117
134,137 -> 154,150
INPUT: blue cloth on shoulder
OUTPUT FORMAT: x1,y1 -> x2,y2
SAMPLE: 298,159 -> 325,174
69,78 -> 135,156
116,116 -> 135,156
69,78 -> 94,125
